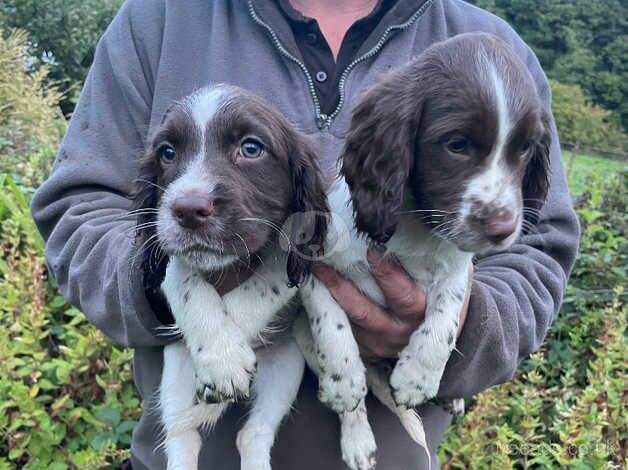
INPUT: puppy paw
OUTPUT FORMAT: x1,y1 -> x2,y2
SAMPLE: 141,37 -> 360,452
239,458 -> 271,470
389,359 -> 441,408
340,404 -> 377,470
192,341 -> 257,403
237,424 -> 273,470
317,369 -> 367,413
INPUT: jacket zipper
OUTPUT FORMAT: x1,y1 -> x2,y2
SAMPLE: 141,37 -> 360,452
326,0 -> 436,128
248,0 -> 435,130
247,1 -> 326,128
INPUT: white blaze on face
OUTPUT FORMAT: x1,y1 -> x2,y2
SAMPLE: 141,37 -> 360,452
460,63 -> 519,222
185,86 -> 230,138
157,86 -> 231,249
166,86 -> 231,201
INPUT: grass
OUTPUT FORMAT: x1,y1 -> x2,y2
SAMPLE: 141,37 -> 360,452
563,151 -> 627,195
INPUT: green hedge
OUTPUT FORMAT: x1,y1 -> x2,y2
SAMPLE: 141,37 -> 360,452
440,170 -> 627,468
0,175 -> 140,468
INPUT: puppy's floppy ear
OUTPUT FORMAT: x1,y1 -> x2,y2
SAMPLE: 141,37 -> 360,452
130,109 -> 173,323
285,136 -> 329,287
132,149 -> 161,244
340,64 -> 423,244
522,110 -> 552,228
132,102 -> 177,261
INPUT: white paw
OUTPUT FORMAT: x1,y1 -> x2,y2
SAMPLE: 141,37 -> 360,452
317,368 -> 367,413
389,359 -> 441,408
340,405 -> 377,470
191,337 -> 257,403
237,425 -> 273,470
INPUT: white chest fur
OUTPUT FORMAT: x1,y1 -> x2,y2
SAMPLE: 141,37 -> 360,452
320,179 -> 472,306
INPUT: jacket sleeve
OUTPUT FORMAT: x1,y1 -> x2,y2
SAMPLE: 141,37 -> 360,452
437,39 -> 581,399
30,0 -> 172,347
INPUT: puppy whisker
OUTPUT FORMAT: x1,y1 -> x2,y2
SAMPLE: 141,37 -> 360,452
234,232 -> 252,266
398,209 -> 455,215
135,178 -> 167,192
240,217 -> 292,250
130,221 -> 160,234
116,208 -> 160,221
131,233 -> 160,266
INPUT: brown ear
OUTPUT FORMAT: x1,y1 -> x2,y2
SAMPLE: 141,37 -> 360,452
285,138 -> 329,287
131,103 -> 179,271
340,65 -> 423,244
522,110 -> 552,229
131,145 -> 167,289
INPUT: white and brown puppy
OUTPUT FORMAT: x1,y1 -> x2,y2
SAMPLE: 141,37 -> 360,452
294,32 -> 551,469
133,84 -> 328,470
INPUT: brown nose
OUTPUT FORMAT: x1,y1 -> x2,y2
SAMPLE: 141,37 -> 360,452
172,193 -> 213,229
482,212 -> 517,243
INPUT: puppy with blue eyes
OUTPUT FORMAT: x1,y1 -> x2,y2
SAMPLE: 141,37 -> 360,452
133,84 -> 328,470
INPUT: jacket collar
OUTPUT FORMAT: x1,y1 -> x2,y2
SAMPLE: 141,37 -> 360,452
248,0 -> 433,61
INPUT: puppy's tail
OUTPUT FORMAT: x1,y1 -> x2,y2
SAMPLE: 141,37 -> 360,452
366,366 -> 430,468
165,402 -> 229,440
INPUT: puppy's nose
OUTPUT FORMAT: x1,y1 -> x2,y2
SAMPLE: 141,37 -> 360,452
482,212 -> 517,243
172,194 -> 213,229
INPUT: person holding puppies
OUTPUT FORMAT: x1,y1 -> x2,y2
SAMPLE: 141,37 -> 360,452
31,0 -> 579,468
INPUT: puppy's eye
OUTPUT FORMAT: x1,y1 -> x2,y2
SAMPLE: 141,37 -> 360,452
521,141 -> 532,155
158,145 -> 176,163
444,137 -> 469,154
239,138 -> 264,159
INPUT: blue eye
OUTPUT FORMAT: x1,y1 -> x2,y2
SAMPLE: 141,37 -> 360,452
159,145 -> 176,163
239,138 -> 264,159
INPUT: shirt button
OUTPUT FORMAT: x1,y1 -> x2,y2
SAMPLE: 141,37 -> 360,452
306,32 -> 318,44
315,71 -> 328,83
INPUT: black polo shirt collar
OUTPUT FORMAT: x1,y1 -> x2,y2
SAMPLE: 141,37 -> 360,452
249,0 -> 432,119
277,0 -> 395,114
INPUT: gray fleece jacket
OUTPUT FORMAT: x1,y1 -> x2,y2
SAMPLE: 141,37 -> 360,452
30,0 -> 580,468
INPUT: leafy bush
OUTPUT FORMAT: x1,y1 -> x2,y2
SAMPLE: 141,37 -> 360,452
0,174 -> 140,468
550,79 -> 628,153
0,29 -> 65,187
0,0 -> 122,114
440,170 -> 627,468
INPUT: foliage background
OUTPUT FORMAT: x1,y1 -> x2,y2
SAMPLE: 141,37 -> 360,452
0,1 -> 626,468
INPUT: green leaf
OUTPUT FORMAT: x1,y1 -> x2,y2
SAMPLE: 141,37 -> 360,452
90,432 -> 116,451
49,296 -> 67,309
96,407 -> 120,427
115,420 -> 136,435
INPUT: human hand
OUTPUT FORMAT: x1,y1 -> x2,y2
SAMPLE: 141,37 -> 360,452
313,249 -> 472,358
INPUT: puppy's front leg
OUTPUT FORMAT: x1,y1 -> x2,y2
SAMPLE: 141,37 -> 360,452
299,277 -> 367,413
389,270 -> 468,407
162,257 -> 256,403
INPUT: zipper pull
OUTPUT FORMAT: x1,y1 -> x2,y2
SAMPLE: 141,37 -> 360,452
315,113 -> 328,130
